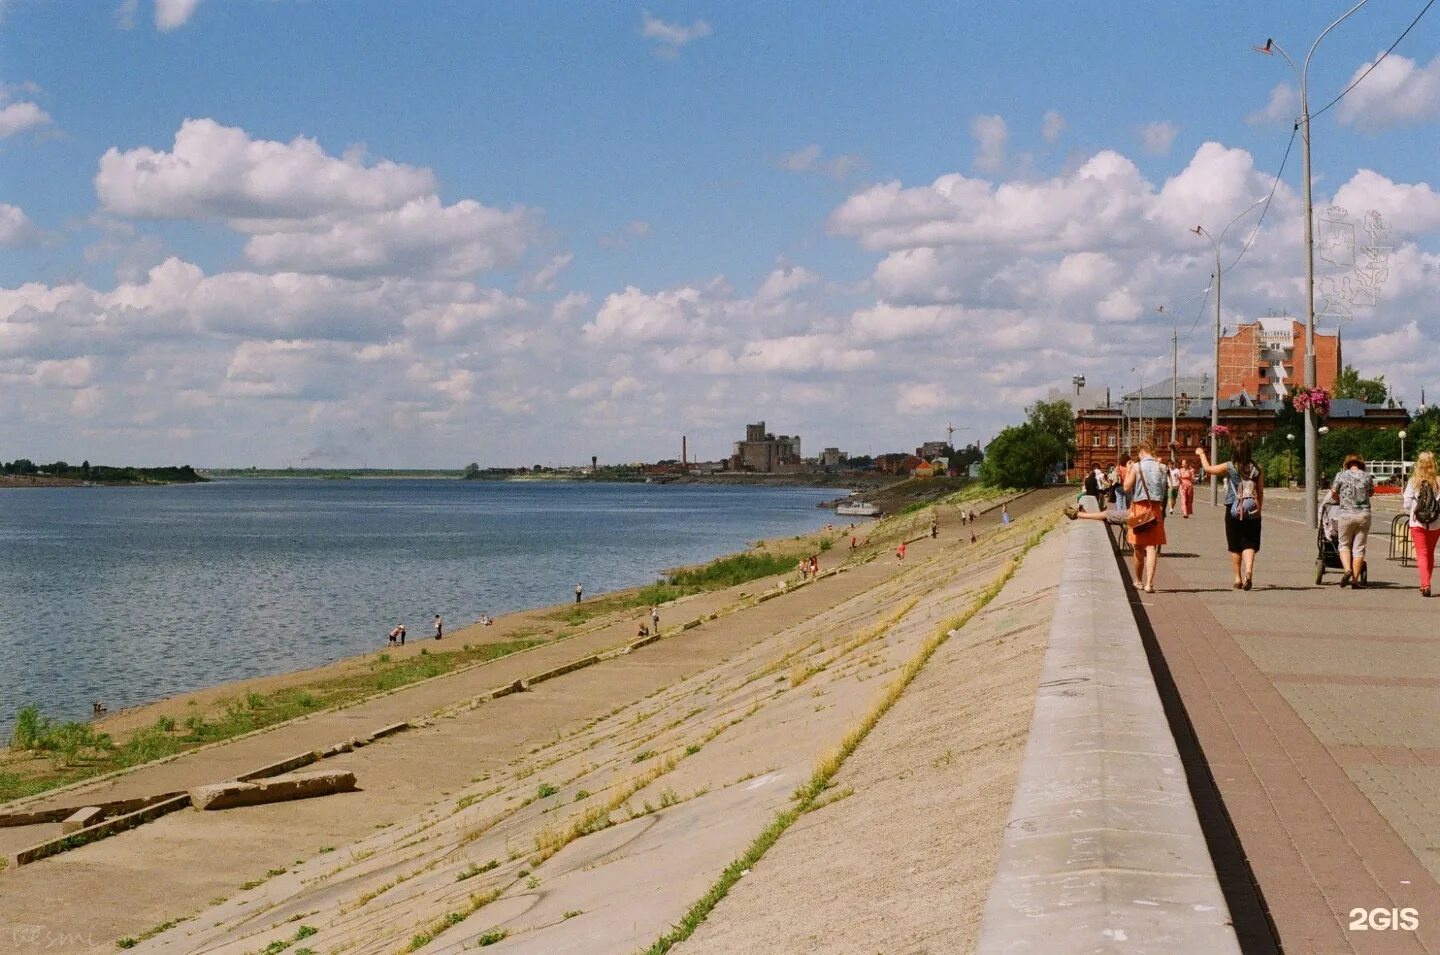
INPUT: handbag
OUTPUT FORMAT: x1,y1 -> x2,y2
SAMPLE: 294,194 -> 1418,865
1127,507 -> 1157,534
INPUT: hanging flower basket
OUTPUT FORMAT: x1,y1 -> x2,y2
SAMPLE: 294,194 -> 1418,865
1292,387 -> 1331,417
1206,425 -> 1231,438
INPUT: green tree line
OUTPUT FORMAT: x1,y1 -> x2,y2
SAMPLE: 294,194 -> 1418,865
2,459 -> 205,483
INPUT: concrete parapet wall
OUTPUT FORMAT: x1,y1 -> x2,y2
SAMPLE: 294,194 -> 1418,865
976,502 -> 1241,954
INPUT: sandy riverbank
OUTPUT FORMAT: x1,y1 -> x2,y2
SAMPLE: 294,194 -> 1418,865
0,509 -> 881,800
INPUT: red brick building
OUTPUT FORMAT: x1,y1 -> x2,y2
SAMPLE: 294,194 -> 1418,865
1071,380 -> 1408,478
1217,320 -> 1341,401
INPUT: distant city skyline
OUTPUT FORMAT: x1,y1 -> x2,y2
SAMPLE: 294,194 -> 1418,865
3,2 -> 1438,467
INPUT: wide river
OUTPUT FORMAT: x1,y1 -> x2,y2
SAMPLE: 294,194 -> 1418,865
0,479 -> 837,731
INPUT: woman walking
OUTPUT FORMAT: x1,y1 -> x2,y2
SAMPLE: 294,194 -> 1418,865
1166,461 -> 1181,516
1328,454 -> 1375,589
1197,438 -> 1263,590
1123,442 -> 1167,593
1402,451 -> 1440,596
1176,458 -> 1196,518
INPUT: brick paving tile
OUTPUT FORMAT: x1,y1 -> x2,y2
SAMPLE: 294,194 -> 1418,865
1131,497 -> 1440,954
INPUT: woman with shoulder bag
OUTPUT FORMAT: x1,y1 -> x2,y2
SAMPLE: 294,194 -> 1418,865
1123,442 -> 1167,593
1402,450 -> 1440,596
1196,437 -> 1263,590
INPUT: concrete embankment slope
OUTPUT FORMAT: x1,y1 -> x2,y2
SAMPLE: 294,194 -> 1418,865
681,509 -> 1067,954
96,494 -> 1062,954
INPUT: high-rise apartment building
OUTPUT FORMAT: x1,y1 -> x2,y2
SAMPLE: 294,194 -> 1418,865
1217,319 -> 1341,401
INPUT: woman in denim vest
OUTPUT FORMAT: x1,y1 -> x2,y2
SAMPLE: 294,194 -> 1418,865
1123,442 -> 1168,594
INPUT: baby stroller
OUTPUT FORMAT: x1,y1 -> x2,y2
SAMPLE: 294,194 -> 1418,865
1315,499 -> 1366,585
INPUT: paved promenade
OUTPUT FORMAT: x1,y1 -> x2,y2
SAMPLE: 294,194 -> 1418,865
1138,491 -> 1440,954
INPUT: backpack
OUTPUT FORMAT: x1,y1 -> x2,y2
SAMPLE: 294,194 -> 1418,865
1230,464 -> 1259,519
1416,480 -> 1440,526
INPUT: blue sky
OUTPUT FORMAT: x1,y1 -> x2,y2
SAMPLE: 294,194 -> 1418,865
3,1 -> 1438,466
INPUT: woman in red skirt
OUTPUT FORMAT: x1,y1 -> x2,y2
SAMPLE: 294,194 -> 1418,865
1124,441 -> 1168,593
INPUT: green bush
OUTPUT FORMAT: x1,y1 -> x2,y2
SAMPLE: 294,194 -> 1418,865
10,705 -> 46,750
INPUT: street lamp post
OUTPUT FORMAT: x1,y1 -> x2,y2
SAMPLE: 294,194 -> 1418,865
1287,432 -> 1296,486
1400,429 -> 1408,483
1192,196 -> 1266,506
1256,0 -> 1372,527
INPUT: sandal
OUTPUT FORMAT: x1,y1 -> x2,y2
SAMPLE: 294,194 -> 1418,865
1242,576 -> 1252,591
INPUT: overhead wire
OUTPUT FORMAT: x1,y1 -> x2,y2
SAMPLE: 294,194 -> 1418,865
1310,0 -> 1438,121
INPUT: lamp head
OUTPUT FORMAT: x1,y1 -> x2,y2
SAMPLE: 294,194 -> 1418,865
1253,38 -> 1274,55
1399,430 -> 1407,439
1318,426 -> 1330,435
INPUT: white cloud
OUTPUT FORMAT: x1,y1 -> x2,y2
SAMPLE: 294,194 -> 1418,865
402,290 -> 532,344
895,382 -> 947,415
832,149 -> 1155,254
1138,121 -> 1178,157
33,357 -> 95,389
598,220 -> 651,249
781,144 -> 864,181
154,0 -> 202,31
641,12 -> 712,58
242,196 -> 534,279
737,334 -> 875,373
755,265 -> 818,303
0,203 -> 38,246
96,119 -> 435,221
833,141 -> 1284,261
0,100 -> 52,138
1247,82 -> 1297,127
96,119 -> 534,279
586,285 -> 707,343
1042,109 -> 1066,145
1331,169 -> 1440,237
850,303 -> 954,342
970,114 -> 1008,174
518,253 -> 573,294
1336,53 -> 1440,131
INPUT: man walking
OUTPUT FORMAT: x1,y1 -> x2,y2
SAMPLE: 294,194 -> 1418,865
575,583 -> 583,603
433,613 -> 443,640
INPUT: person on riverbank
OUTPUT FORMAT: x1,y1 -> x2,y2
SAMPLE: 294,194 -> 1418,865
1329,454 -> 1375,589
1124,442 -> 1168,594
575,583 -> 583,603
388,625 -> 401,646
1000,505 -> 1010,525
433,613 -> 443,640
651,606 -> 660,632
1403,451 -> 1440,596
896,541 -> 906,562
1197,439 -> 1263,590
1176,459 -> 1196,518
930,517 -> 939,538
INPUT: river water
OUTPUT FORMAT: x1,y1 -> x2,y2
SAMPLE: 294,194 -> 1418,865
0,479 -> 836,730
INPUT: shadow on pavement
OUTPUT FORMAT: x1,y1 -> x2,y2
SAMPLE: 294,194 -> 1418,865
1112,542 -> 1283,955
